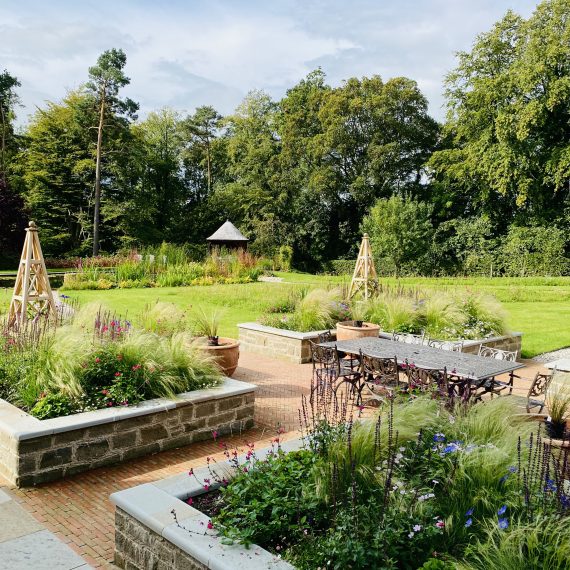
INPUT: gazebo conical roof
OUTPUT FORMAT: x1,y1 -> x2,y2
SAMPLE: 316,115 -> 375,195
207,221 -> 248,243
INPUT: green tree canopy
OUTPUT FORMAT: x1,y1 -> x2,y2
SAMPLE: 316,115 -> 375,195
361,195 -> 434,276
429,0 -> 570,225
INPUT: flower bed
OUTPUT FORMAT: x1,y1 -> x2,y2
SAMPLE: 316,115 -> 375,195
0,377 -> 256,487
245,286 -> 521,362
61,250 -> 264,290
112,395 -> 570,570
111,439 -> 300,570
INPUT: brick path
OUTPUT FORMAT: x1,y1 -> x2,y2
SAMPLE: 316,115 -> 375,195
0,352 -> 546,568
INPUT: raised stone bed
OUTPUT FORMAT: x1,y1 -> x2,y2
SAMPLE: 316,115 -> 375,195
239,322 -> 522,363
238,322 -> 335,363
0,378 -> 256,487
379,332 -> 523,359
111,439 -> 300,570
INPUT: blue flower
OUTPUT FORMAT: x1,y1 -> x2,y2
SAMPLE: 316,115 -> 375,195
508,466 -> 517,473
498,517 -> 509,530
465,508 -> 474,517
442,442 -> 461,454
465,518 -> 473,528
545,479 -> 556,492
61,294 -> 70,299
497,505 -> 507,516
433,433 -> 446,442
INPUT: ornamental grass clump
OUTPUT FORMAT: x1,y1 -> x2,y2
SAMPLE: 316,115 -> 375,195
0,303 -> 221,419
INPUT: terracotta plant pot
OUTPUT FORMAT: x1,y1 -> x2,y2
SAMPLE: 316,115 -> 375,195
336,321 -> 381,341
200,337 -> 240,377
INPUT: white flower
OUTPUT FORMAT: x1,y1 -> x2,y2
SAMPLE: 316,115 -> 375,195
408,531 -> 415,538
399,447 -> 406,452
432,480 -> 439,485
400,490 -> 406,495
448,415 -> 456,424
413,524 -> 422,532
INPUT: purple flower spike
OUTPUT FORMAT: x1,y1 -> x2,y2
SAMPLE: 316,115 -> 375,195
464,518 -> 473,528
465,508 -> 474,517
497,505 -> 507,516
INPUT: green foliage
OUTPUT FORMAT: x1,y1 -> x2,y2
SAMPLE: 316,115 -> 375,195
362,196 -> 434,276
261,288 -> 345,332
211,396 -> 549,569
215,450 -> 321,548
364,292 -> 420,333
500,225 -> 568,277
30,392 -> 77,420
61,250 -> 264,290
0,304 -> 221,419
458,517 -> 570,570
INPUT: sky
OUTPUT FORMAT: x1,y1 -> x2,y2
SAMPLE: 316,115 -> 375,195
1,0 -> 539,125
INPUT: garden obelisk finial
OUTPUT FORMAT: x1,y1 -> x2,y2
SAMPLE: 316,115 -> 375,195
7,221 -> 57,328
349,233 -> 378,299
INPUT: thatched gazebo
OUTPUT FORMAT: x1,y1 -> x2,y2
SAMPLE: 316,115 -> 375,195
206,220 -> 249,252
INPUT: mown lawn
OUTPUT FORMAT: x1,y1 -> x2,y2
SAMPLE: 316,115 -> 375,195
2,273 -> 570,358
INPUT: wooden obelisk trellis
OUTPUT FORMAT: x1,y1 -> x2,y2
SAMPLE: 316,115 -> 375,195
349,233 -> 378,299
7,221 -> 57,328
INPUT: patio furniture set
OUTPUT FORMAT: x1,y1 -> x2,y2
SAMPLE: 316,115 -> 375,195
311,332 -> 553,412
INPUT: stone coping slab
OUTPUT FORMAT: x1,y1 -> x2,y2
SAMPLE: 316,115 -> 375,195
238,322 -> 334,341
545,359 -> 570,372
111,439 -> 303,570
0,378 -> 256,441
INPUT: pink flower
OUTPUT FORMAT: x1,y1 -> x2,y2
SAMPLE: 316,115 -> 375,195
95,357 -> 101,363
187,497 -> 193,505
212,430 -> 218,440
101,389 -> 109,395
435,520 -> 445,528
115,372 -> 122,377
132,364 -> 141,371
203,484 -> 210,491
207,521 -> 214,530
188,468 -> 194,476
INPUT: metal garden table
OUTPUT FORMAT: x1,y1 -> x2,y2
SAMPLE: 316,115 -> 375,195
321,337 -> 524,384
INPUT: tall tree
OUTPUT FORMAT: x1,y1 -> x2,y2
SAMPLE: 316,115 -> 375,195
86,48 -> 138,255
183,106 -> 222,193
429,0 -> 570,226
0,69 -> 21,183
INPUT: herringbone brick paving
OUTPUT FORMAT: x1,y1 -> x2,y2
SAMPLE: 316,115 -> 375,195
0,352 -> 545,568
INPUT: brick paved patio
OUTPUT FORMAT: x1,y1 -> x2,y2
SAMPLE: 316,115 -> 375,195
0,352 -> 547,568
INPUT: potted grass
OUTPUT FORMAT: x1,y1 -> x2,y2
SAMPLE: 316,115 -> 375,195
193,309 -> 240,377
336,300 -> 380,341
545,382 -> 570,440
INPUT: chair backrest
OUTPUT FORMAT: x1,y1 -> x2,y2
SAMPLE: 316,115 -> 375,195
478,345 -> 517,362
392,332 -> 425,345
527,372 -> 553,401
428,339 -> 464,352
406,364 -> 447,392
310,341 -> 339,372
361,351 -> 399,384
317,330 -> 333,343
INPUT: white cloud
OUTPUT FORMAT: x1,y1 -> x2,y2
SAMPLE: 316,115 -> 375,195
0,0 -> 539,124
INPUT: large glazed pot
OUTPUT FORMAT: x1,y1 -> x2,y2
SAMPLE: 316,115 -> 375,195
336,321 -> 380,341
200,337 -> 240,377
